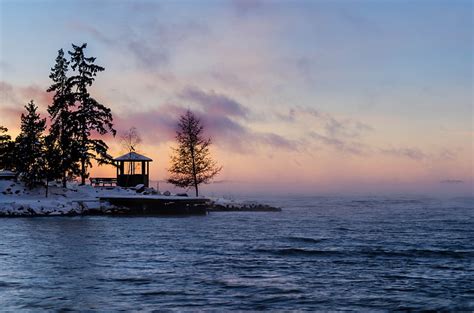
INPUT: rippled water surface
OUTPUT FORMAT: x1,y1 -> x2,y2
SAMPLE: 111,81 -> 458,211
0,196 -> 473,311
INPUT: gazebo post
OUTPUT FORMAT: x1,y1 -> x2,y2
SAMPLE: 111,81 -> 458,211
147,162 -> 150,187
120,161 -> 124,186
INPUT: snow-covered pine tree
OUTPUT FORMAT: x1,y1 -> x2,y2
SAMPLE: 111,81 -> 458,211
15,101 -> 47,188
167,110 -> 222,196
0,126 -> 15,170
47,48 -> 80,187
68,43 -> 116,185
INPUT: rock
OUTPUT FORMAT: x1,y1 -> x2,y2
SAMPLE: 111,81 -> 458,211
163,190 -> 171,196
134,184 -> 145,193
208,200 -> 281,212
142,187 -> 156,195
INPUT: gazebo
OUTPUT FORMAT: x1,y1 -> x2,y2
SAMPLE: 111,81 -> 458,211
114,152 -> 153,187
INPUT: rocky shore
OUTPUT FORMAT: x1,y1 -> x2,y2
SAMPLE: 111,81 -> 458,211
208,199 -> 281,212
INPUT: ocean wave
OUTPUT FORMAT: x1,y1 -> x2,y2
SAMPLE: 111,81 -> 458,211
253,247 -> 341,257
287,236 -> 326,244
361,248 -> 474,259
253,247 -> 473,259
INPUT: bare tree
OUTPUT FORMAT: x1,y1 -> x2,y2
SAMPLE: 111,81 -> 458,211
120,127 -> 142,175
120,126 -> 142,153
167,110 -> 221,196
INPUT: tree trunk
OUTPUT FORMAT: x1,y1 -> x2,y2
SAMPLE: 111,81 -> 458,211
62,172 -> 67,188
79,115 -> 87,186
80,158 -> 86,185
190,145 -> 198,197
45,179 -> 49,198
61,131 -> 67,188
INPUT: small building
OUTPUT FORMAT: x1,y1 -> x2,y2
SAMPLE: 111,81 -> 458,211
114,152 -> 153,187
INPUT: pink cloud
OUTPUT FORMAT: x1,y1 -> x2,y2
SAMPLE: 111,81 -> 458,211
379,147 -> 427,160
0,81 -> 51,110
0,81 -> 52,130
20,85 -> 53,107
114,88 -> 299,153
179,86 -> 249,118
114,107 -> 181,144
0,106 -> 24,129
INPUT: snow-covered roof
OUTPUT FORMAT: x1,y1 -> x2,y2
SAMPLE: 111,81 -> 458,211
0,170 -> 16,176
113,152 -> 153,162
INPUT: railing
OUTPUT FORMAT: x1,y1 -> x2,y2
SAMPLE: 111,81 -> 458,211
90,177 -> 117,187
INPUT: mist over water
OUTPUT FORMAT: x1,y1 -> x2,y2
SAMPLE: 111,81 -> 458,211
0,195 -> 472,311
152,179 -> 474,199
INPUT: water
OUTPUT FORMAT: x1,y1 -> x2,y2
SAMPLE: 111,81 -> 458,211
0,196 -> 473,311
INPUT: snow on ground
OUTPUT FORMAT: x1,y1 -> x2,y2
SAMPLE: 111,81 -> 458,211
0,180 -> 147,216
0,180 -> 280,216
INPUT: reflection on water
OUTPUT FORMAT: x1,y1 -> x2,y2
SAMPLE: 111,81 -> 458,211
0,196 -> 473,310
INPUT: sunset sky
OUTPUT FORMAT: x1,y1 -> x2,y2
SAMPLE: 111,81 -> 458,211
0,0 -> 472,195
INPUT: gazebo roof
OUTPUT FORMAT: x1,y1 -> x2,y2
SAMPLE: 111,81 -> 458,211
113,152 -> 153,162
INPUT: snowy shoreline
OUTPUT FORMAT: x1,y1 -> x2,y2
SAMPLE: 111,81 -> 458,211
0,181 -> 280,217
0,180 -> 133,216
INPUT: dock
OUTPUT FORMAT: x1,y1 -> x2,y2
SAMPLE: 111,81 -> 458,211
99,195 -> 210,215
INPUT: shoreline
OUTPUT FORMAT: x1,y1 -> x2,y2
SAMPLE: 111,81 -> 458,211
0,181 -> 281,217
0,200 -> 282,217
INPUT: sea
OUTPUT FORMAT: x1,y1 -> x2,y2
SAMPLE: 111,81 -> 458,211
0,195 -> 472,311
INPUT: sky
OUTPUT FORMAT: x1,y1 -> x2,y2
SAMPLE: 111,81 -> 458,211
0,0 -> 472,196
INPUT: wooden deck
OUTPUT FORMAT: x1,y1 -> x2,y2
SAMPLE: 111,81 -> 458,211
99,196 -> 210,215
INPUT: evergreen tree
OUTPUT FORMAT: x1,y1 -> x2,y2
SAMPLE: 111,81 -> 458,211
15,101 -> 46,188
42,134 -> 62,197
0,126 -> 15,170
167,110 -> 222,196
47,48 -> 80,187
68,43 -> 116,185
